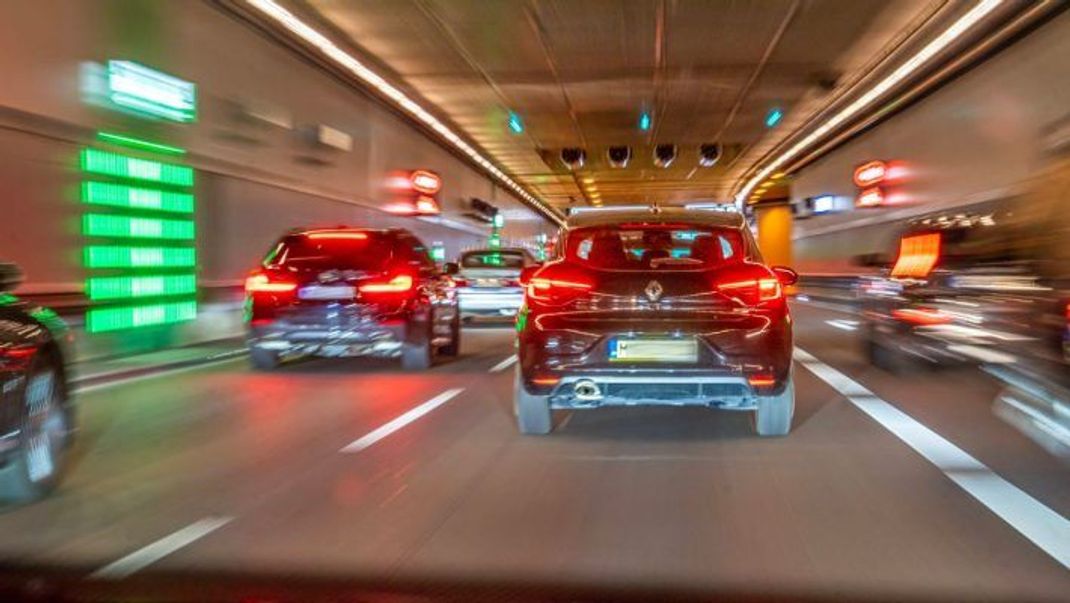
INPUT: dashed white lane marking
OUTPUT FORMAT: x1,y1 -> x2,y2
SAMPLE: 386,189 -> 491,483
90,516 -> 233,580
795,347 -> 1070,570
825,319 -> 859,331
489,354 -> 518,373
340,388 -> 465,453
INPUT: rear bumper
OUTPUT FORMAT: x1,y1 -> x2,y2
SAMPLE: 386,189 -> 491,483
458,288 -> 523,316
541,371 -> 760,410
248,319 -> 408,358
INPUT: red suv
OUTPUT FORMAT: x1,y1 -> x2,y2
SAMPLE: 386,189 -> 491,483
514,207 -> 797,436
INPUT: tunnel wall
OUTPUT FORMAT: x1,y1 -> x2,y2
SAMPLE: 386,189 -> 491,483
790,11 -> 1070,274
0,0 -> 553,360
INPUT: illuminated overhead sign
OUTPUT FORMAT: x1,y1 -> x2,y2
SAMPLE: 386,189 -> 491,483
853,160 -> 888,187
856,187 -> 884,208
812,195 -> 836,214
410,170 -> 442,194
107,61 -> 196,123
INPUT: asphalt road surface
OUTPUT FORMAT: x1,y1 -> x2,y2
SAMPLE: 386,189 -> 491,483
0,303 -> 1067,600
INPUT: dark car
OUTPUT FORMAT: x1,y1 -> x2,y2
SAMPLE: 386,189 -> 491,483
245,228 -> 461,370
513,207 -> 798,436
858,203 -> 1070,374
0,263 -> 75,504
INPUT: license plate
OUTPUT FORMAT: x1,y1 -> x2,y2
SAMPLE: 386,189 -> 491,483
474,278 -> 504,288
298,285 -> 355,300
608,338 -> 698,363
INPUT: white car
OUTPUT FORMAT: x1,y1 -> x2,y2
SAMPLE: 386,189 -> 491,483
455,248 -> 538,320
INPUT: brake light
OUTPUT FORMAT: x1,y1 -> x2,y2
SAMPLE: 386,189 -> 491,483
717,277 -> 782,303
891,233 -> 940,279
245,273 -> 297,293
748,374 -> 776,388
359,274 -> 414,293
0,345 -> 36,361
305,231 -> 367,240
892,307 -> 951,326
527,277 -> 593,300
452,277 -> 469,288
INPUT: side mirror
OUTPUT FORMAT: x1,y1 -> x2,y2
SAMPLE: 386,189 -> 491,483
443,262 -> 460,276
771,266 -> 798,286
519,265 -> 540,286
0,262 -> 23,293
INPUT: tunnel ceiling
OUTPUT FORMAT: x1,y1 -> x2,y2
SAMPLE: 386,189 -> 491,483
302,0 -> 939,210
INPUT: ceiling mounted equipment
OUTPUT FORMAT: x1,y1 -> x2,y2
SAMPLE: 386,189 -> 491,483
560,148 -> 587,171
653,144 -> 677,169
606,146 -> 631,169
698,144 -> 722,168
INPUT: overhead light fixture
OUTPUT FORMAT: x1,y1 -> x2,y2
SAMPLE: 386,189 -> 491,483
638,112 -> 652,131
607,146 -> 631,168
698,143 -> 721,167
853,160 -> 888,187
245,0 -> 562,225
508,111 -> 524,134
735,0 -> 1002,207
560,148 -> 586,170
764,108 -> 784,128
653,144 -> 677,168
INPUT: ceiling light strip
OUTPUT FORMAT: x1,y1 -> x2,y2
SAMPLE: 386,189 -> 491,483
735,0 -> 1003,206
245,0 -> 563,225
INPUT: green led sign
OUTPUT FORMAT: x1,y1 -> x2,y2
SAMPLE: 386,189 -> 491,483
82,182 -> 194,214
81,148 -> 194,186
87,274 -> 196,300
107,61 -> 196,123
97,132 -> 186,156
84,214 -> 195,240
86,300 -> 198,333
84,246 -> 196,269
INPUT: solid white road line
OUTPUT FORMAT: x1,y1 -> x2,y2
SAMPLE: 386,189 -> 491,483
340,388 -> 465,453
794,347 -> 1070,570
489,354 -> 518,373
74,352 -> 248,395
90,516 -> 233,580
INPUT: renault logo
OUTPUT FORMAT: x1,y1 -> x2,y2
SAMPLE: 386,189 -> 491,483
644,280 -> 664,302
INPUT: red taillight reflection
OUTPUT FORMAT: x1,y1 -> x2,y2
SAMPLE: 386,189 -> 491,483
245,273 -> 297,293
358,274 -> 414,294
891,233 -> 940,279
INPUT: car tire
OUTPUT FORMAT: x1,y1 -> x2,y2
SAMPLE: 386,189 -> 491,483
0,361 -> 70,504
754,376 -> 795,437
250,347 -> 281,371
439,311 -> 461,357
514,368 -> 552,435
402,322 -> 434,371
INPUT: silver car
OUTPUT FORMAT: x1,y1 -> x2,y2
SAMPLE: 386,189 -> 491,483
455,248 -> 538,320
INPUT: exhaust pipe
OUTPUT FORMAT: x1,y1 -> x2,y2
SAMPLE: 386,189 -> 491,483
572,379 -> 602,401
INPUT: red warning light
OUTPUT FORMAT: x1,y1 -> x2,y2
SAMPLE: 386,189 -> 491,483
853,160 -> 888,188
410,170 -> 442,194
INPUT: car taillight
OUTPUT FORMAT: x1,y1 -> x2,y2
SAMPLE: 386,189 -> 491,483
892,307 -> 951,326
245,272 -> 297,293
359,274 -> 414,294
527,275 -> 593,302
716,275 -> 782,305
452,277 -> 469,288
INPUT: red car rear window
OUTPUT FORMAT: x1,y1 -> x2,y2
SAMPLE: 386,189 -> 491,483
266,231 -> 393,271
566,225 -> 745,270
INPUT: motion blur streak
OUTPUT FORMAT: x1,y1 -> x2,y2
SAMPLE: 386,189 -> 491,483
795,347 -> 1070,570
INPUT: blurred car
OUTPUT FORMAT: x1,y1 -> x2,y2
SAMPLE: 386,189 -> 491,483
454,248 -> 538,320
245,228 -> 460,370
858,204 -> 1070,374
514,207 -> 797,436
0,262 -> 75,504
